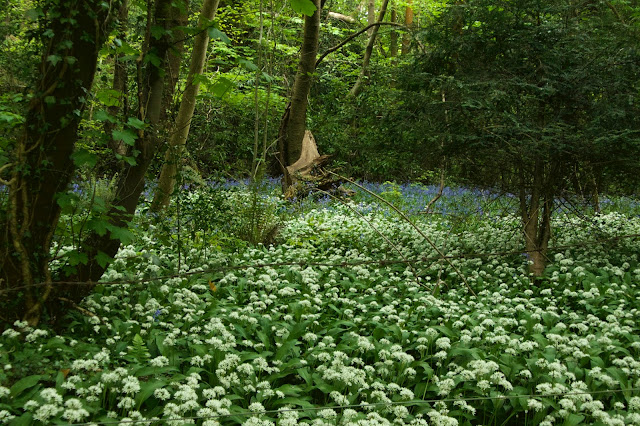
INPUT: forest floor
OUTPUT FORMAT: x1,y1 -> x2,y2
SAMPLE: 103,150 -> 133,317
1,181 -> 640,425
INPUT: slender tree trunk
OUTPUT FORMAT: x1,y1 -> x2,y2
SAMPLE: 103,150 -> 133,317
105,0 -> 130,158
401,0 -> 413,55
519,160 -> 554,278
52,0 -> 177,312
152,0 -> 220,211
162,0 -> 189,121
390,7 -> 398,57
367,0 -> 376,35
349,0 -> 390,97
0,0 -> 117,326
278,0 -> 322,188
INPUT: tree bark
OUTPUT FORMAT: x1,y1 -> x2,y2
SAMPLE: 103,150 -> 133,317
327,11 -> 356,23
367,0 -> 376,35
0,0 -> 118,326
17,0 -> 181,325
519,160 -> 554,278
151,0 -> 220,211
390,7 -> 398,57
349,0 -> 390,97
162,0 -> 189,121
278,0 -> 322,188
401,0 -> 413,55
105,0 -> 130,158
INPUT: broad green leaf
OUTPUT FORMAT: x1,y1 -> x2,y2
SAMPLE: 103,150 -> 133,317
68,251 -> 89,266
561,414 -> 585,426
10,375 -> 43,397
135,380 -> 167,405
47,54 -> 61,66
96,89 -> 122,107
94,109 -> 115,123
290,0 -> 317,16
112,129 -> 137,146
10,413 -> 34,426
150,25 -> 167,39
87,218 -> 109,236
127,117 -> 146,130
56,192 -> 80,211
297,368 -> 312,385
71,149 -> 98,167
95,251 -> 114,268
106,224 -> 134,245
208,27 -> 230,44
210,77 -> 234,98
238,58 -> 258,72
144,52 -> 162,67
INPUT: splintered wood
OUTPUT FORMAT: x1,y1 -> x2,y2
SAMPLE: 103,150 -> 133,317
284,130 -> 343,199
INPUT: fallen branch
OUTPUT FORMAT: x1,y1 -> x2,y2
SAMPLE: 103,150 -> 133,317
423,170 -> 445,214
329,171 -> 477,296
59,297 -> 105,324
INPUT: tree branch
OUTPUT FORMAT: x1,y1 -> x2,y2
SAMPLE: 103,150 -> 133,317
316,22 -> 404,68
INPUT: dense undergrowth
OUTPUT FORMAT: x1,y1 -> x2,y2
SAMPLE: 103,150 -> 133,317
1,181 -> 640,425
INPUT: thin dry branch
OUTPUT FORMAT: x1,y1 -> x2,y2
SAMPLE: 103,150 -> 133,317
1,233 -> 638,295
330,171 -> 477,296
316,22 -> 404,68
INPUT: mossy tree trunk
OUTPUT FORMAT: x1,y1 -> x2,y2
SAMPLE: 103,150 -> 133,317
151,0 -> 220,211
278,0 -> 322,189
519,160 -> 555,278
0,0 -> 120,326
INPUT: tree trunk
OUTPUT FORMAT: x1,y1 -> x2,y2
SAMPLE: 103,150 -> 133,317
278,0 -> 322,189
401,0 -> 413,55
349,0 -> 390,97
162,0 -> 189,121
0,0 -> 117,326
105,0 -> 130,158
63,0 -> 176,293
367,0 -> 376,35
519,160 -> 554,278
390,7 -> 398,57
151,0 -> 220,211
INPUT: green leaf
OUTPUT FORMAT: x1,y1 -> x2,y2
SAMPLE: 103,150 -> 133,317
94,109 -> 115,123
208,27 -> 231,44
210,77 -> 234,98
96,89 -> 122,107
126,117 -> 146,130
290,0 -> 317,16
47,55 -> 62,66
71,149 -> 98,167
68,251 -> 89,266
117,42 -> 139,56
150,25 -> 167,39
10,375 -> 43,397
56,192 -> 80,211
297,368 -> 312,386
144,52 -> 162,67
134,366 -> 177,377
561,414 -> 585,426
112,129 -> 137,146
87,218 -> 109,236
95,251 -> 114,268
135,380 -> 167,405
238,58 -> 258,72
123,155 -> 137,166
106,224 -> 134,245
10,413 -> 34,426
